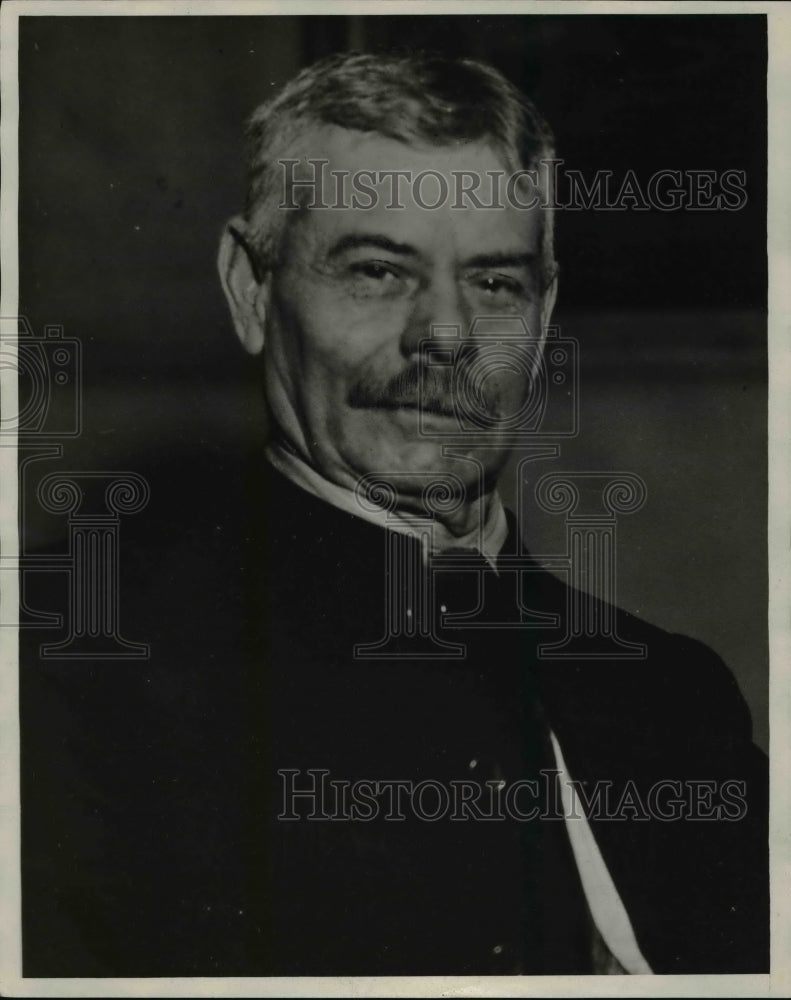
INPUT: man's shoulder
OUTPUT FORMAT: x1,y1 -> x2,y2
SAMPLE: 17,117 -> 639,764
516,555 -> 756,760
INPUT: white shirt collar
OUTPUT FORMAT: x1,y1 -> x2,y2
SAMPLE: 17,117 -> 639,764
265,442 -> 508,571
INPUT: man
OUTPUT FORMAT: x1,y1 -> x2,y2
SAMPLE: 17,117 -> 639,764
214,50 -> 767,974
21,51 -> 768,977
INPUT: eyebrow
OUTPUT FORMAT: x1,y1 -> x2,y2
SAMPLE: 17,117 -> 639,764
325,234 -> 538,272
463,251 -> 538,270
326,233 -> 420,259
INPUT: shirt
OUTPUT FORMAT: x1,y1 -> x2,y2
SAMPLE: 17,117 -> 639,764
265,442 -> 508,570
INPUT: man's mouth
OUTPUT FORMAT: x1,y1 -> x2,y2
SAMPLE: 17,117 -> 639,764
348,366 -> 498,421
376,399 -> 458,418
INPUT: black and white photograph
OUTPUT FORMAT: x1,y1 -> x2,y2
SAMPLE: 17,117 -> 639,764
1,1 -> 787,993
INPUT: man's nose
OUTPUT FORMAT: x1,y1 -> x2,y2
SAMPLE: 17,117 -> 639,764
399,275 -> 471,359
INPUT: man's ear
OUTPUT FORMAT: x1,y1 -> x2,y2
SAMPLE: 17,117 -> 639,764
217,216 -> 269,356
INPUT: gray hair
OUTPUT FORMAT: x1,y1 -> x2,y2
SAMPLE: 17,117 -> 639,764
243,51 -> 558,287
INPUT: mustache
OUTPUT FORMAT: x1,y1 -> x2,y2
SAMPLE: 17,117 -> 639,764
347,361 -> 495,418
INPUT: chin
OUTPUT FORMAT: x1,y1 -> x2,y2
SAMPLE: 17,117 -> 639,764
368,440 -> 493,496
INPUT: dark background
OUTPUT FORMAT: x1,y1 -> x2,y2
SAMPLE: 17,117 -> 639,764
18,14 -> 768,749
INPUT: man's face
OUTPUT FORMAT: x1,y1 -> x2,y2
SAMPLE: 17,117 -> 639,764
225,127 -> 555,509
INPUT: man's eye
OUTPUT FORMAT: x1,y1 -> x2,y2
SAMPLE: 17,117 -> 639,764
476,275 -> 525,298
353,262 -> 395,280
344,260 -> 408,298
463,272 -> 533,310
349,261 -> 402,283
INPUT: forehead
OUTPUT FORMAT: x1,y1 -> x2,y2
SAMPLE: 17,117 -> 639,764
283,126 -> 544,259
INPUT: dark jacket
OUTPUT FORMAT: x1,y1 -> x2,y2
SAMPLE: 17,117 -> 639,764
21,455 -> 768,976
